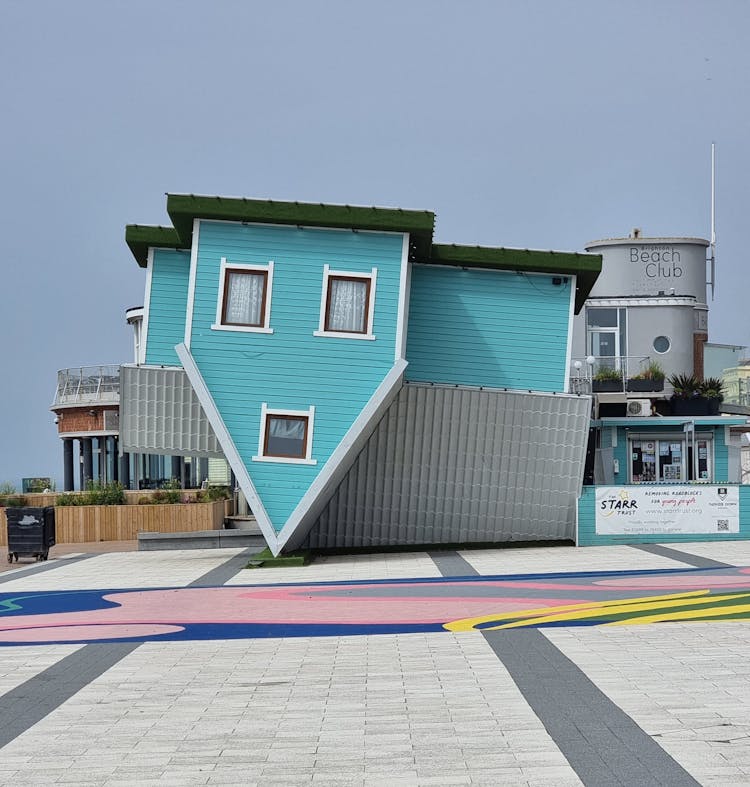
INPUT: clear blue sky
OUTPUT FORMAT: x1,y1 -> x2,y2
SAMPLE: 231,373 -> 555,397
1,0 -> 748,488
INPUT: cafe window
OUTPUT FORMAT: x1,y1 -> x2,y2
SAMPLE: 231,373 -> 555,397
629,436 -> 712,483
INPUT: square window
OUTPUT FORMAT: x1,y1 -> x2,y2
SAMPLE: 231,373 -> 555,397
253,404 -> 316,465
222,269 -> 268,327
264,414 -> 309,459
314,265 -> 377,340
325,276 -> 371,333
213,259 -> 274,334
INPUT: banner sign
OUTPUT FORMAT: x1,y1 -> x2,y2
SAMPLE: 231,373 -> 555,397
595,485 -> 740,536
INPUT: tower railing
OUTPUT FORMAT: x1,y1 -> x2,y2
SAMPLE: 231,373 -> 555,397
53,365 -> 120,407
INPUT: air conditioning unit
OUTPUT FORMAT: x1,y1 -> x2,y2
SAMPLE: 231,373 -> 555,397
626,399 -> 651,417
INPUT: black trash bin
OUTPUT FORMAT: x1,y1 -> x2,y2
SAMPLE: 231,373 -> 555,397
5,507 -> 56,563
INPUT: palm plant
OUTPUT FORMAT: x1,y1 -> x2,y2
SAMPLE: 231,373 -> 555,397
700,377 -> 725,401
668,373 -> 701,400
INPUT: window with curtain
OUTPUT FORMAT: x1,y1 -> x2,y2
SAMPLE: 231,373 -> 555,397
264,415 -> 309,458
325,276 -> 371,333
222,269 -> 268,327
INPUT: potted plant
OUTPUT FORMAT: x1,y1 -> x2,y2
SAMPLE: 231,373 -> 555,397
700,377 -> 725,415
592,367 -> 624,392
668,373 -> 709,415
627,361 -> 665,392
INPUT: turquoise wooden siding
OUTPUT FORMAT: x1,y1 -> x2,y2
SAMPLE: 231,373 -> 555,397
612,432 -> 628,484
715,428 -> 730,481
144,249 -> 191,366
189,221 -> 405,531
578,484 -> 750,546
405,266 -> 572,391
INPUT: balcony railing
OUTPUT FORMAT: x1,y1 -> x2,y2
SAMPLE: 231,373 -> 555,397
53,365 -> 120,407
569,356 -> 656,395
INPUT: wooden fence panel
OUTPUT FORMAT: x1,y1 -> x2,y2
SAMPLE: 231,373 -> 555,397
1,501 -> 225,546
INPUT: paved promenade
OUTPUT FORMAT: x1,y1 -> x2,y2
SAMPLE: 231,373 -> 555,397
1,542 -> 750,784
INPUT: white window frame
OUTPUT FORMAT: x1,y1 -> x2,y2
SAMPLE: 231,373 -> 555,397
313,264 -> 377,340
212,258 -> 274,334
252,403 -> 317,465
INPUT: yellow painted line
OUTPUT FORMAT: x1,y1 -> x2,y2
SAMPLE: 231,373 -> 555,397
607,596 -> 750,626
443,589 -> 709,632
485,591 -> 748,630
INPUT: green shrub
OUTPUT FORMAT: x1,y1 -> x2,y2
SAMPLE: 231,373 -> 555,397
161,478 -> 182,504
0,482 -> 16,496
0,495 -> 27,507
197,485 -> 231,503
631,361 -> 664,381
78,481 -> 125,506
594,367 -> 623,382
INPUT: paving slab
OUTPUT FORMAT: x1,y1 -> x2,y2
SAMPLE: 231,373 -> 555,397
225,551 -> 442,584
0,633 -> 580,785
545,621 -> 750,785
0,548 -> 250,591
459,543 -> 687,574
1,544 -> 750,785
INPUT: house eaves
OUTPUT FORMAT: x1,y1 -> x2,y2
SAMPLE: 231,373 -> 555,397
125,225 -> 184,268
425,243 -> 602,313
165,193 -> 435,261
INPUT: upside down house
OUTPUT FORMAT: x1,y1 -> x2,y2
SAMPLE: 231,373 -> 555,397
121,195 -> 602,555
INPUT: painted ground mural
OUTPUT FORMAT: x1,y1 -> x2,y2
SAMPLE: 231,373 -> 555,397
3,566 -> 750,645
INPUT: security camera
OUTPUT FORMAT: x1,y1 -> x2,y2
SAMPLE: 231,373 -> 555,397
54,417 -> 59,424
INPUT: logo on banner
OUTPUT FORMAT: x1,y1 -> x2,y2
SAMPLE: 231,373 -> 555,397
598,490 -> 639,517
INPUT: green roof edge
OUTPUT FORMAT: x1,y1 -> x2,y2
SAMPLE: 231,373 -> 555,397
166,194 -> 435,259
125,225 -> 184,268
425,243 -> 602,312
124,195 -> 602,311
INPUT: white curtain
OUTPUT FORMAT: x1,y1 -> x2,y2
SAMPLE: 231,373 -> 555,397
328,278 -> 367,332
226,272 -> 265,325
269,418 -> 305,440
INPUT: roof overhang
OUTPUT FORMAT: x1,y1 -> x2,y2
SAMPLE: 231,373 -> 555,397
172,194 -> 434,258
125,225 -> 184,268
124,195 -> 603,311
424,243 -> 602,313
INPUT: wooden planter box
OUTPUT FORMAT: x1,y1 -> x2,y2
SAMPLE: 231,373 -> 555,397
626,377 -> 665,393
0,500 -> 226,546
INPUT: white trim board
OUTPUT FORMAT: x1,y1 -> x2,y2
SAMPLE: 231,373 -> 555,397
140,248 -> 154,365
184,219 -> 201,350
563,274 -> 577,393
395,233 -> 411,362
175,342 -> 277,552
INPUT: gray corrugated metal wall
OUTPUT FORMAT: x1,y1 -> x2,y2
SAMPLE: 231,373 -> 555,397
120,365 -> 223,458
304,384 -> 591,548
